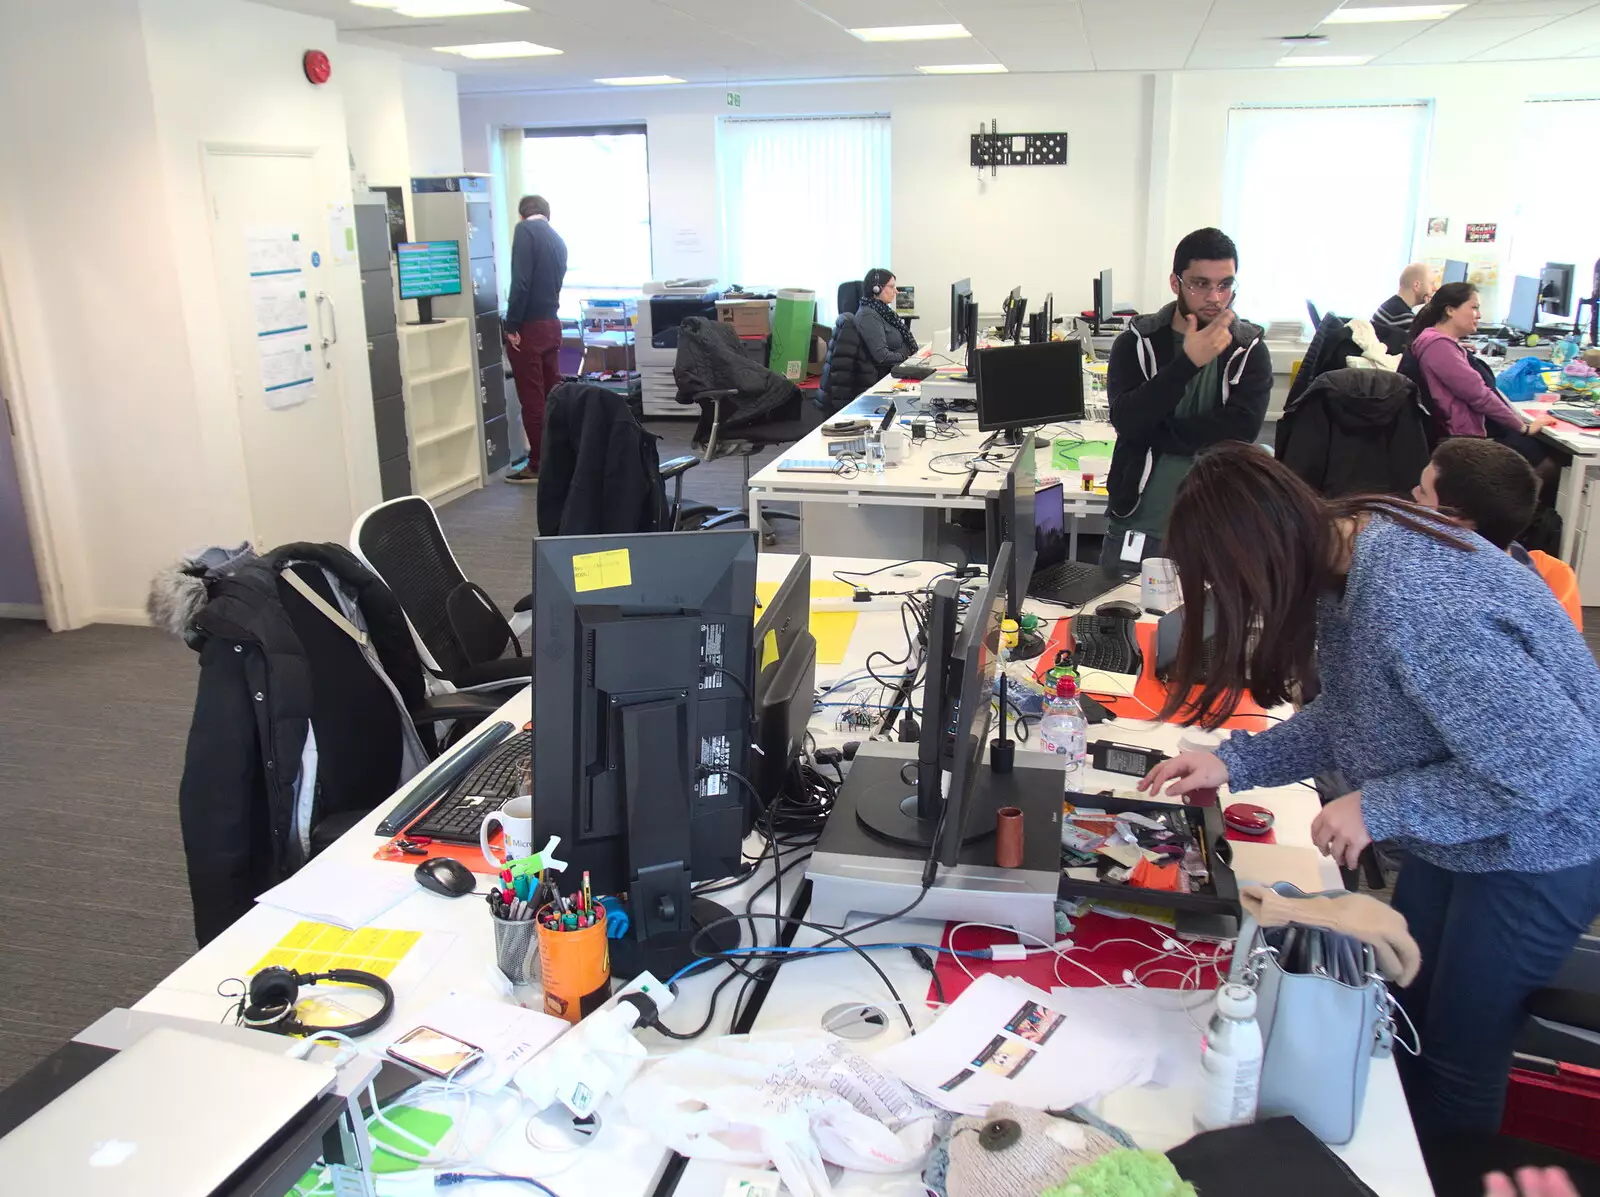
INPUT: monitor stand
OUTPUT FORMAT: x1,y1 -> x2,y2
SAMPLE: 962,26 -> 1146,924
1002,428 -> 1051,452
407,295 -> 443,326
807,741 -> 1061,944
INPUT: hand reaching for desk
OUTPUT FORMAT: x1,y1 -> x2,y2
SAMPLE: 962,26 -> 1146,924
1139,751 -> 1230,798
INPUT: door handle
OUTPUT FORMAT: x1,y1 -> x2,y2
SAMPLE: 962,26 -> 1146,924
316,291 -> 339,365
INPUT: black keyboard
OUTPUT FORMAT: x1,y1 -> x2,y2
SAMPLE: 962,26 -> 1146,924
1550,406 -> 1600,429
1029,561 -> 1125,607
406,729 -> 530,843
1068,614 -> 1143,676
891,363 -> 935,380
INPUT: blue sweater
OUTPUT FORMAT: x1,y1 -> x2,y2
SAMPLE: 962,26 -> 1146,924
1216,516 -> 1600,874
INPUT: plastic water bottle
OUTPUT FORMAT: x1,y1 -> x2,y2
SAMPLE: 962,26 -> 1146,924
1196,983 -> 1263,1131
1038,675 -> 1087,792
865,431 -> 886,476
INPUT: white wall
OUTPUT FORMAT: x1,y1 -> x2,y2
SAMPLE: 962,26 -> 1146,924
342,49 -> 464,226
460,73 -> 1157,323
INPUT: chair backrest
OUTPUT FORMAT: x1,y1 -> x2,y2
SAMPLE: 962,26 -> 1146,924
838,280 -> 863,317
351,496 -> 474,680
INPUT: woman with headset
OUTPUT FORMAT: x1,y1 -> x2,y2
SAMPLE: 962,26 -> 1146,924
1137,443 -> 1600,1138
856,268 -> 919,373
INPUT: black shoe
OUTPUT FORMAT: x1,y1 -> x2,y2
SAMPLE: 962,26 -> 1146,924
504,465 -> 538,485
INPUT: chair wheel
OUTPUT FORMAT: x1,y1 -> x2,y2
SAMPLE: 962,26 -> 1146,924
763,531 -> 778,547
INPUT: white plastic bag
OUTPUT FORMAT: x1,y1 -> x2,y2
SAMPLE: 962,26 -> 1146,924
623,1032 -> 938,1197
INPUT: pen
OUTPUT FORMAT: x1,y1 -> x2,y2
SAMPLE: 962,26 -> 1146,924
582,870 -> 591,913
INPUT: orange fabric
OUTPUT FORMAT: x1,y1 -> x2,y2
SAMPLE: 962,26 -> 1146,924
1128,857 -> 1182,891
1527,550 -> 1583,630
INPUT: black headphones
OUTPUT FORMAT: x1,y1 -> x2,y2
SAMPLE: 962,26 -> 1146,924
241,965 -> 395,1039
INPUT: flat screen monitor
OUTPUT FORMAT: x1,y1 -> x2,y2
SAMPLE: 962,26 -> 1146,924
1096,269 -> 1114,323
1442,259 -> 1468,285
985,441 -> 1037,626
752,554 -> 816,815
1541,262 -> 1575,316
973,340 -> 1086,433
938,545 -> 1008,867
1506,275 -> 1541,335
950,278 -> 973,353
532,528 -> 757,978
397,240 -> 462,325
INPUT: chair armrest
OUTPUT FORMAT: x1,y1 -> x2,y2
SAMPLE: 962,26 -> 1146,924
455,656 -> 533,688
659,455 -> 699,480
692,388 -> 740,404
410,691 -> 509,724
702,510 -> 751,529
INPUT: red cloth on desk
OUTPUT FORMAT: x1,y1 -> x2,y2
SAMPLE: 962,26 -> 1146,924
928,909 -> 1228,1005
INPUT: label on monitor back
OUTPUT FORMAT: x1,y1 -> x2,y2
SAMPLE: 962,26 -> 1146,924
699,734 -> 730,798
699,620 -> 727,690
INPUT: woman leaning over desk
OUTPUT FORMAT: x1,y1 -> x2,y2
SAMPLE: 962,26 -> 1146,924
1137,442 -> 1600,1135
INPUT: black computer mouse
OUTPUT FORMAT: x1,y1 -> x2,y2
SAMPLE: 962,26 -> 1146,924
1096,600 -> 1141,620
414,856 -> 477,897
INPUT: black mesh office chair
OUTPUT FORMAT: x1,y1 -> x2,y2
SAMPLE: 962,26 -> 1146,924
352,497 -> 531,693
687,389 -> 825,542
838,280 -> 863,317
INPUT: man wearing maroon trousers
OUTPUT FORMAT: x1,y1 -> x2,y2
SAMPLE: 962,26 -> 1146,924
502,194 -> 567,483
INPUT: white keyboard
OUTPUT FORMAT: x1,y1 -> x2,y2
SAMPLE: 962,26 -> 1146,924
777,458 -> 841,473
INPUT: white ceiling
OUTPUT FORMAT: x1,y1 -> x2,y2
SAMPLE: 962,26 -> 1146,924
262,0 -> 1600,92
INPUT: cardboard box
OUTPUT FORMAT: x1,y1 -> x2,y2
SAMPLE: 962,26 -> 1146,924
580,343 -> 634,374
716,299 -> 771,337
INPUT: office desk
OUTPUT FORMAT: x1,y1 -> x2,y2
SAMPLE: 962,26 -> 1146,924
1513,398 -> 1600,587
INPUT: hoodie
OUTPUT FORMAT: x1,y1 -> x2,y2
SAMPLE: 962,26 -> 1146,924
1105,303 -> 1272,523
1274,368 -> 1431,498
1407,327 -> 1523,437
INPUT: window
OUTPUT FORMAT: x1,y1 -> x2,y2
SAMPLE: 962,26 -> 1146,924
1222,104 -> 1432,328
521,125 -> 652,318
717,115 -> 891,322
1509,99 -> 1600,320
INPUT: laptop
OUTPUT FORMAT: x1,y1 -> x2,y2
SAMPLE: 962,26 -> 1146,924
891,362 -> 935,380
1027,482 -> 1129,607
0,1026 -> 337,1195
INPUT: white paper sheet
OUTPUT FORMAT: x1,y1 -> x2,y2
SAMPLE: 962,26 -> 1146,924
875,974 -> 1158,1116
246,224 -> 302,276
391,992 -> 568,1093
250,273 -> 311,336
257,331 -> 316,410
328,203 -> 357,267
254,865 -> 416,929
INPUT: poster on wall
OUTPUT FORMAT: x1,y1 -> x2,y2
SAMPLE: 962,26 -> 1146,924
1466,222 -> 1498,244
327,203 -> 358,267
257,332 -> 317,411
245,225 -> 302,276
245,224 -> 315,411
1427,217 -> 1449,237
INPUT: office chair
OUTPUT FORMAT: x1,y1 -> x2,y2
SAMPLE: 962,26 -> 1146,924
837,279 -> 864,317
1306,300 -> 1322,328
351,497 -> 532,694
688,388 -> 824,543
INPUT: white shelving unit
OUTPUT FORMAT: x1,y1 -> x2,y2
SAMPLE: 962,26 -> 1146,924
398,317 -> 483,504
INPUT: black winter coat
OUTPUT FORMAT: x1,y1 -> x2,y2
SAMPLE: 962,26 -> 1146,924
817,313 -> 881,413
538,382 -> 668,536
1275,368 -> 1431,498
164,544 -> 427,945
672,316 -> 800,430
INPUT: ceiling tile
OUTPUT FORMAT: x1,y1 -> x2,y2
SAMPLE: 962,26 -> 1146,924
1377,14 -> 1555,60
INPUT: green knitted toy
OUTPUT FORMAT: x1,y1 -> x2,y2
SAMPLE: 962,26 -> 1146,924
1039,1149 -> 1196,1197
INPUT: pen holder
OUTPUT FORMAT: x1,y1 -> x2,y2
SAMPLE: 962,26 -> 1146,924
537,904 -> 610,1024
491,914 -> 541,986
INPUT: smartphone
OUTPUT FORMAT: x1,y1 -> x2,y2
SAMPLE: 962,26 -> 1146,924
386,1026 -> 485,1080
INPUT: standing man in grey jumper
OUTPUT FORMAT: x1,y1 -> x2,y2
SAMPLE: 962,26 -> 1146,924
503,195 -> 568,484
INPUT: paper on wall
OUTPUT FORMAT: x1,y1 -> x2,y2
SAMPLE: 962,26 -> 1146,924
875,973 -> 1158,1116
250,274 -> 311,337
328,203 -> 358,268
258,331 -> 316,411
246,224 -> 302,276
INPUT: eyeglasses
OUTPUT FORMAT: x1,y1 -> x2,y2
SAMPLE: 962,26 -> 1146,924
1180,276 -> 1237,298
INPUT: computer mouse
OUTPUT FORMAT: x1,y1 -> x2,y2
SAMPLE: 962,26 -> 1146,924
1095,600 -> 1141,620
414,856 -> 477,897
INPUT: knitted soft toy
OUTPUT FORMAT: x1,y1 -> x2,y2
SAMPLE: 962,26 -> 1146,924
1040,1150 -> 1197,1197
946,1103 -> 1125,1197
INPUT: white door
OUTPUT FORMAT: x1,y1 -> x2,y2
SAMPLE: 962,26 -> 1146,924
206,148 -> 353,550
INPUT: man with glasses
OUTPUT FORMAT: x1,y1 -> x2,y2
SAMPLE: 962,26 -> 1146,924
1101,227 -> 1271,570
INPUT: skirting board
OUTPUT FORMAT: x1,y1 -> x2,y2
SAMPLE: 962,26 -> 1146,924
0,602 -> 45,620
87,607 -> 151,627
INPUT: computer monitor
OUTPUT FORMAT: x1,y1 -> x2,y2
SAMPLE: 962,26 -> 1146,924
532,528 -> 757,979
973,340 -> 1086,437
1001,287 -> 1027,344
950,278 -> 973,353
856,546 -> 1009,867
1091,268 -> 1116,334
752,555 -> 817,817
1442,259 -> 1468,286
1541,262 -> 1575,317
396,240 -> 463,325
1506,275 -> 1541,336
985,443 -> 1045,660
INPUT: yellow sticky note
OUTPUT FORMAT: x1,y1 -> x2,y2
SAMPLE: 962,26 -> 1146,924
572,548 -> 632,593
761,629 -> 780,671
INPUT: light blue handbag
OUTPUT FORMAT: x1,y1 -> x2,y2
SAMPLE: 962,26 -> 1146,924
1227,883 -> 1415,1145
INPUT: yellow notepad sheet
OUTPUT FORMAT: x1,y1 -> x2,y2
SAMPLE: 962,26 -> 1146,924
249,921 -> 421,980
755,579 -> 859,666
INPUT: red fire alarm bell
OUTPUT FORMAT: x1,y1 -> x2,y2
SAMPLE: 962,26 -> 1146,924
303,50 -> 332,86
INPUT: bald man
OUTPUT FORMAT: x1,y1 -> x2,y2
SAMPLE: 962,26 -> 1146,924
1372,263 -> 1433,354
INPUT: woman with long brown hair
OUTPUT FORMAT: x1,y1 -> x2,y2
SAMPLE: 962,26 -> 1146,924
1138,442 -> 1600,1135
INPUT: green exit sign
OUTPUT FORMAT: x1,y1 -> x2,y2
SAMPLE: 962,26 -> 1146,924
726,91 -> 741,108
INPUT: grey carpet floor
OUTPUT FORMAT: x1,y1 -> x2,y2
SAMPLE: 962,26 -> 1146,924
0,431 -> 1595,1087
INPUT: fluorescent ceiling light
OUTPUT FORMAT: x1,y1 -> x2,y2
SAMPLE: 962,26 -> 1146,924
1321,4 -> 1464,23
1275,53 -> 1375,65
916,63 -> 1008,74
358,0 -> 530,14
596,75 -> 687,85
435,40 -> 562,57
850,24 -> 971,42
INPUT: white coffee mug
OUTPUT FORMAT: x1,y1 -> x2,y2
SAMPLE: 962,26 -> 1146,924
481,795 -> 535,869
881,427 -> 908,465
1141,557 -> 1180,614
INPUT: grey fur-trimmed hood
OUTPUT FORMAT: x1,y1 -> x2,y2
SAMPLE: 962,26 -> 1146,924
147,543 -> 255,644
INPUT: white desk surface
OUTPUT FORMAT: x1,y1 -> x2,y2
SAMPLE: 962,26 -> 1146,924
129,553 -> 1427,1197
